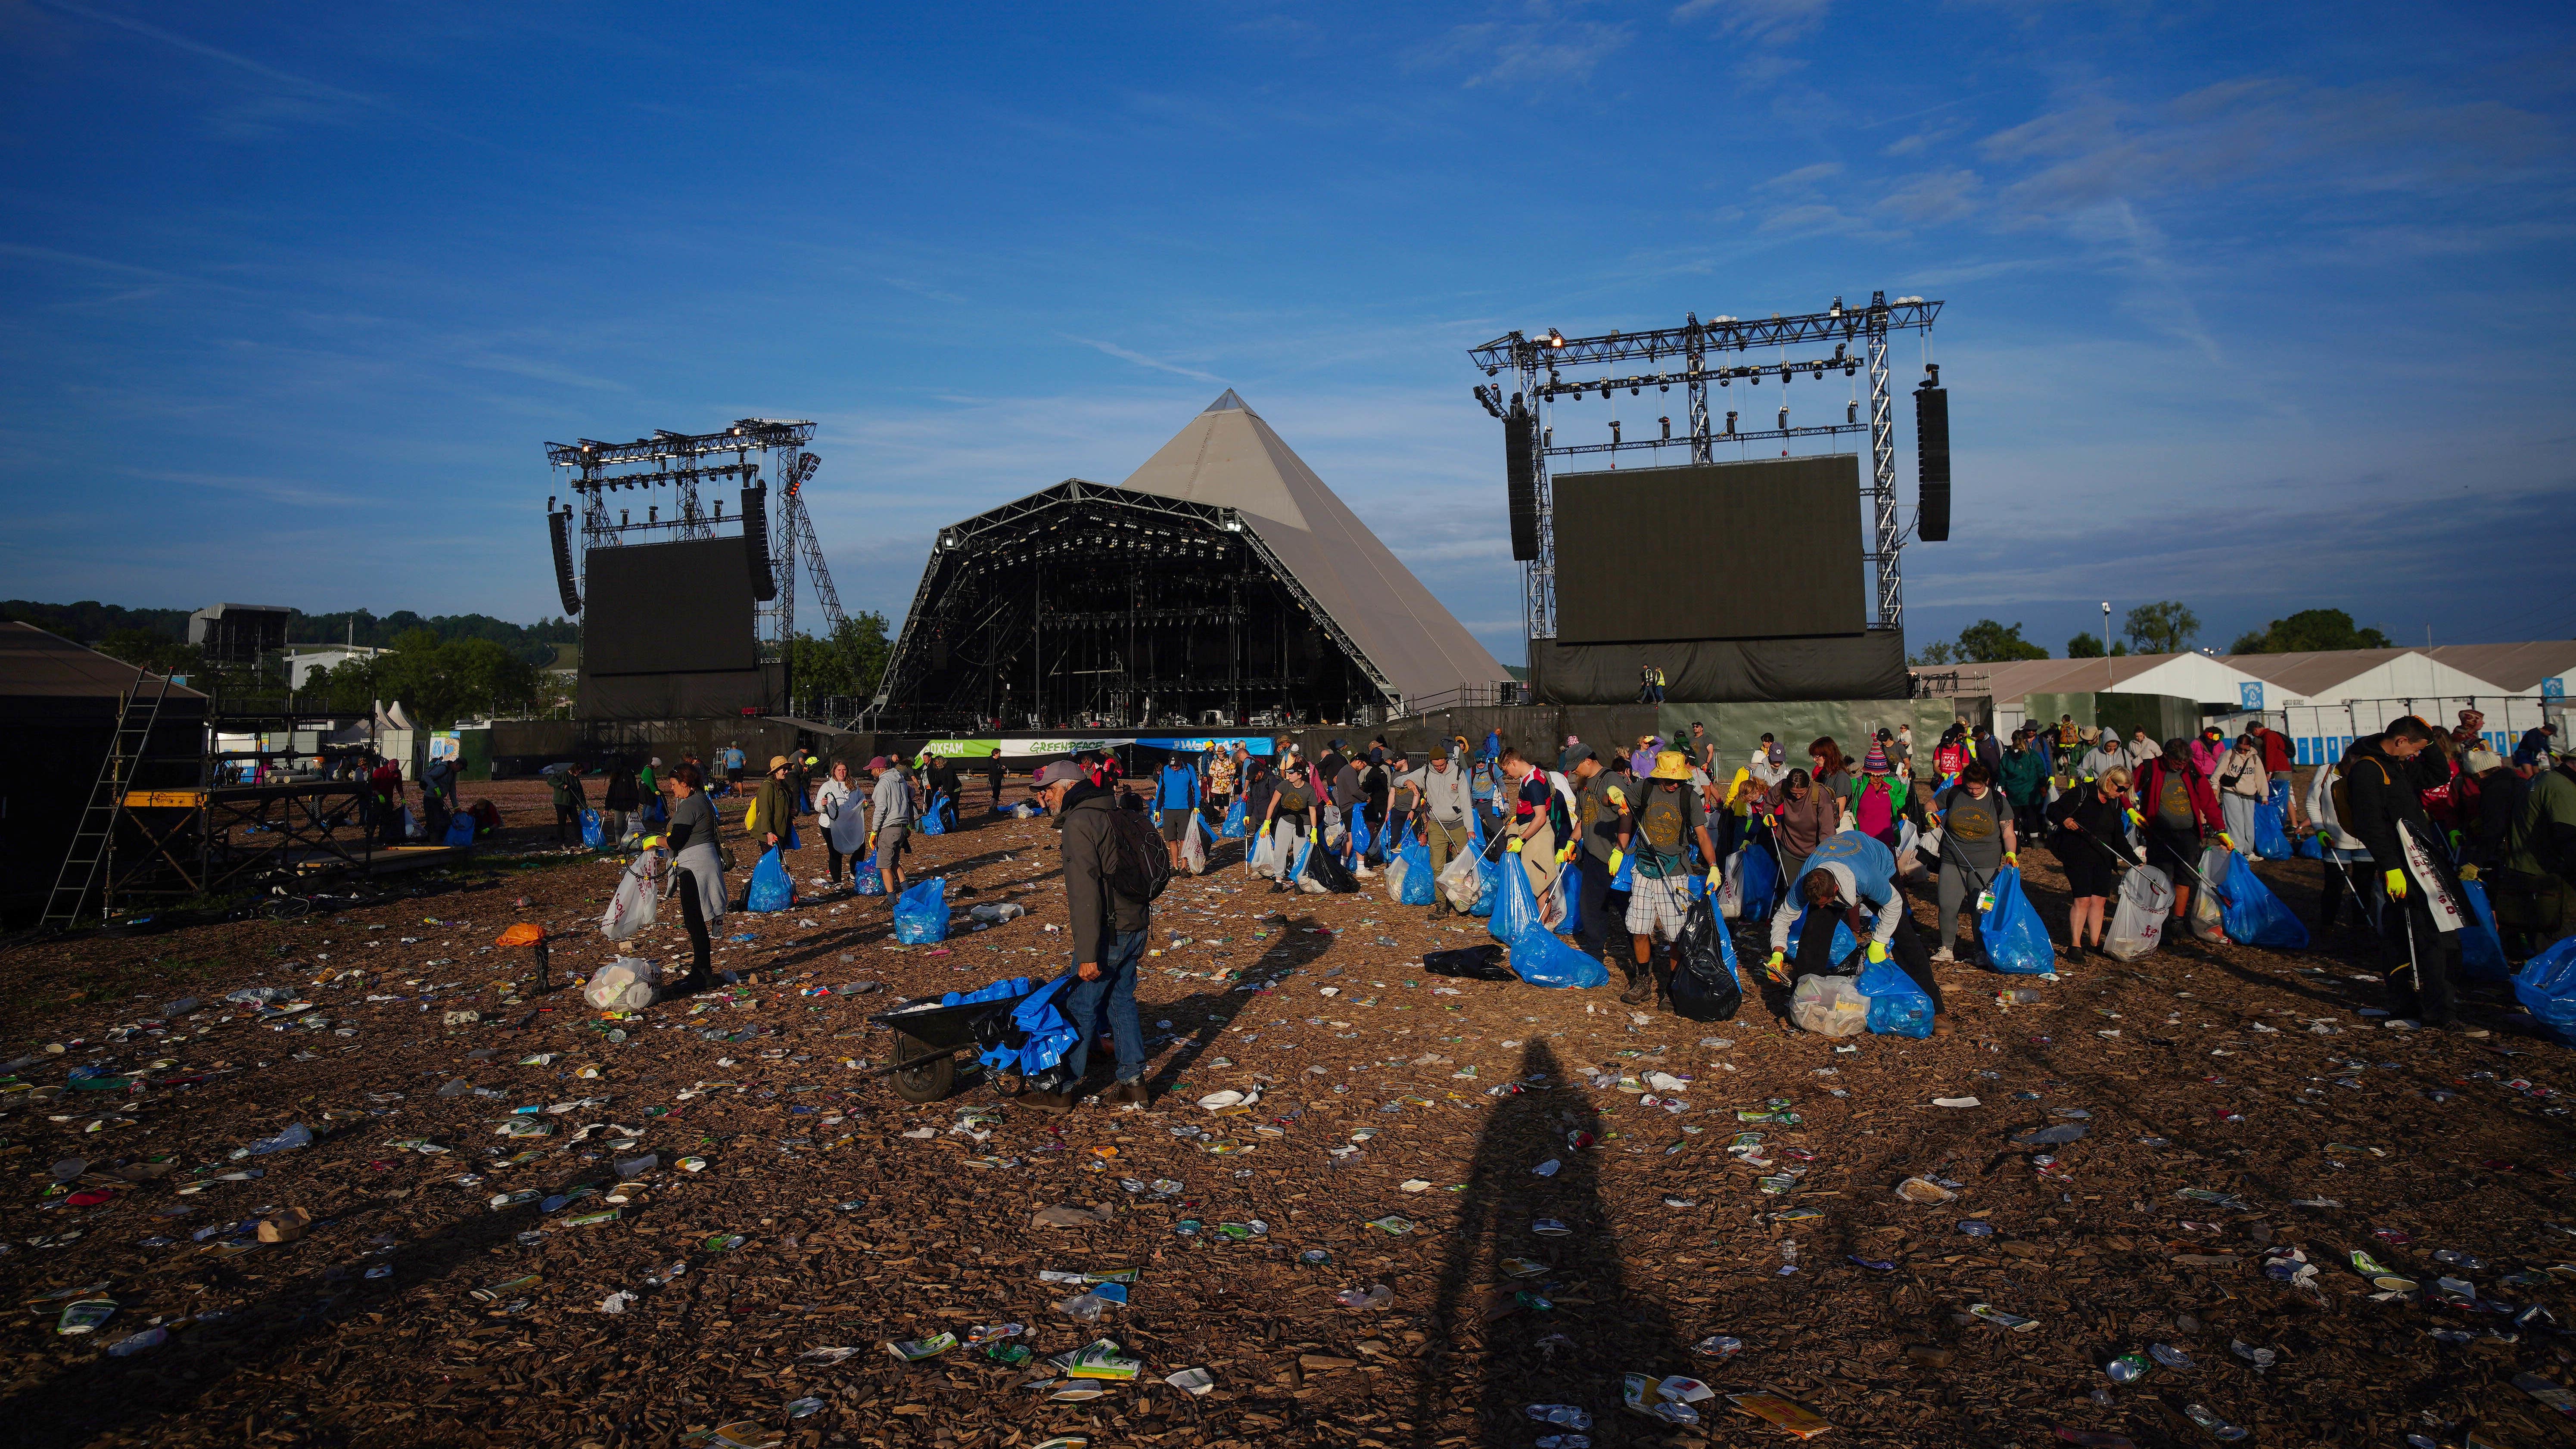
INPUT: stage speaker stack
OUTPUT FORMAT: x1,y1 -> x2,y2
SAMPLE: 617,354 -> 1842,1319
548,506 -> 582,615
740,484 -> 777,600
1505,401 -> 1539,562
1914,371 -> 1951,543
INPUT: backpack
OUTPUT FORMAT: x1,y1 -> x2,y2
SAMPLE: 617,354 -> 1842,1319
1104,803 -> 1174,904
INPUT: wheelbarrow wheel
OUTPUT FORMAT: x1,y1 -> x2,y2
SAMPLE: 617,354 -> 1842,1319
889,1032 -> 955,1104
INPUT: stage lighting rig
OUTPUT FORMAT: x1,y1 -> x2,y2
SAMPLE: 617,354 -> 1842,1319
1468,291 -> 1941,638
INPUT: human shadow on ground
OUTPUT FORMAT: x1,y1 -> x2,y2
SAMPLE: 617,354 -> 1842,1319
1405,1036 -> 1687,1448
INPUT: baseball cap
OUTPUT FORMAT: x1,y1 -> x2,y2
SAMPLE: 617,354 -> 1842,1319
2464,747 -> 2504,774
865,756 -> 891,771
1034,760 -> 1084,787
1562,743 -> 1596,769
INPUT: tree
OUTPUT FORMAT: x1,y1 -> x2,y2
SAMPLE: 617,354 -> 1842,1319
2123,600 -> 2200,656
1953,619 -> 2051,663
786,613 -> 893,700
2228,608 -> 2393,655
1909,640 -> 1958,667
308,630 -> 538,725
2066,632 -> 2131,658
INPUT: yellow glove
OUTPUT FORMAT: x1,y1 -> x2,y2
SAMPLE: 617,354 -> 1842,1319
1705,865 -> 1723,892
1867,941 -> 1888,964
2125,808 -> 2145,827
1764,950 -> 1790,986
1558,842 -> 1577,864
2218,832 -> 2236,851
1605,786 -> 1628,809
2459,862 -> 2482,881
2385,868 -> 2408,899
1507,836 -> 1524,854
1607,849 -> 1625,876
2003,852 -> 2017,867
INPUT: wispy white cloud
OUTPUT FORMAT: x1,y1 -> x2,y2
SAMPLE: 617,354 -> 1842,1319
1424,11 -> 1634,87
1058,335 -> 1223,383
1670,0 -> 1835,45
33,0 -> 502,149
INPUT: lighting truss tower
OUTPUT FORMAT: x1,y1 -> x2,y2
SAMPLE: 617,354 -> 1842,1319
544,419 -> 851,667
1468,292 -> 1940,637
773,450 -> 850,641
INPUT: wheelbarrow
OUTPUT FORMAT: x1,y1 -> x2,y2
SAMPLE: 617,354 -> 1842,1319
866,974 -> 1076,1104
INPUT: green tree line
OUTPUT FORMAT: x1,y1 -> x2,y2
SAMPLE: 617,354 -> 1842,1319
1909,602 -> 2392,666
2,599 -> 576,664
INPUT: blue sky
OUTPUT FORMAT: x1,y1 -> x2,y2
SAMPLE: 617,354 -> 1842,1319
3,1 -> 2571,663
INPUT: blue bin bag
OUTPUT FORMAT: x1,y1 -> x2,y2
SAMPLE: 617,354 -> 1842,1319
579,809 -> 604,850
444,813 -> 476,847
1349,807 -> 1376,861
947,975 -> 1035,1007
920,793 -> 949,836
2253,800 -> 2293,860
1220,798 -> 1248,840
2295,829 -> 2326,860
746,847 -> 795,912
2215,852 -> 2309,950
1490,850 -> 1543,945
1396,836 -> 1435,905
2268,777 -> 2293,811
2458,878 -> 2511,984
1558,858 -> 1585,939
1978,867 -> 2056,974
2511,936 -> 2576,1046
784,819 -> 802,852
976,974 -> 1081,1078
1289,834 -> 1315,886
1611,848 -> 1636,892
1510,923 -> 1610,989
1737,840 -> 1780,920
852,853 -> 886,896
1857,957 -> 1935,1039
893,877 -> 951,944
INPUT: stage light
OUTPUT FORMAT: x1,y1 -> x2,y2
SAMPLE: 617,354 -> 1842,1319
1659,416 -> 1671,440
1547,329 -> 1565,348
1778,405 -> 1789,429
1724,410 -> 1737,435
1610,420 -> 1622,444
1486,366 -> 1499,376
1629,386 -> 1639,396
1848,399 -> 1858,424
620,509 -> 630,526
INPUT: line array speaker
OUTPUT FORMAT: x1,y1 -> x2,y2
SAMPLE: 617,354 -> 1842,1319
1914,382 -> 1951,543
741,485 -> 778,600
548,507 -> 582,615
1504,402 -> 1539,562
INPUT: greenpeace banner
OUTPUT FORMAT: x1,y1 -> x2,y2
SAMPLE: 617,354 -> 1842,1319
921,735 -> 1279,759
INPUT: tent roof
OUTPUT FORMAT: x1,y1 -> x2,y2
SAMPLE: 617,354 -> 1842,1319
1117,392 -> 1505,703
2424,641 -> 2576,693
0,621 -> 207,701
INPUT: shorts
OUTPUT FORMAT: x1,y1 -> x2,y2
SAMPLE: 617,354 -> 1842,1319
1160,808 -> 1192,841
875,823 -> 909,864
1625,874 -> 1693,943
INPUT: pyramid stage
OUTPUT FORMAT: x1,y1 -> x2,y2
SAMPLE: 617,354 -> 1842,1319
875,392 -> 1509,731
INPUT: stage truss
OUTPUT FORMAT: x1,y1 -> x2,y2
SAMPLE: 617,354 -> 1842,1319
544,419 -> 851,675
1469,292 -> 1939,639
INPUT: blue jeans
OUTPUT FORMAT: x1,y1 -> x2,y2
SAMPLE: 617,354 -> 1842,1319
1064,927 -> 1148,1085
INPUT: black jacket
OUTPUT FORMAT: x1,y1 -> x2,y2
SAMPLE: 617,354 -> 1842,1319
2341,736 -> 2461,901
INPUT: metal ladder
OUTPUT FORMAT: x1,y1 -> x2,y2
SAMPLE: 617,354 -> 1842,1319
42,671 -> 175,929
